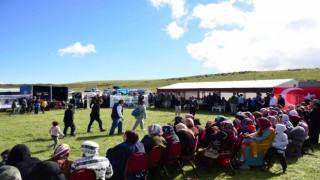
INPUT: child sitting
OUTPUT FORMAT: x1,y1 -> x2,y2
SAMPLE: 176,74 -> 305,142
264,124 -> 288,173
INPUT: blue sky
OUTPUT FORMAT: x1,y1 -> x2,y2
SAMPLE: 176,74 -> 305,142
1,0 -> 319,84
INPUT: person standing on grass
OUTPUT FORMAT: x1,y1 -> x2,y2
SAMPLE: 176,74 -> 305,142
188,95 -> 199,116
63,104 -> 76,136
9,99 -> 17,116
174,95 -> 182,116
109,99 -> 125,135
34,98 -> 40,114
48,121 -> 64,150
87,99 -> 106,133
132,100 -> 147,131
41,99 -> 48,114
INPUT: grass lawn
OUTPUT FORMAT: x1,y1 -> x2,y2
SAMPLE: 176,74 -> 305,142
1,108 -> 319,179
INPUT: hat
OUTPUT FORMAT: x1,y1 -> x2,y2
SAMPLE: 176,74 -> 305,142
52,144 -> 70,161
252,111 -> 263,118
81,141 -> 99,157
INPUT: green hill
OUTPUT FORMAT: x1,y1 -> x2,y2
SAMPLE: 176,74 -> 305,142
1,68 -> 320,91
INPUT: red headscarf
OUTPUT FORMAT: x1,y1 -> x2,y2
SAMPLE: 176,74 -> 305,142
257,117 -> 272,132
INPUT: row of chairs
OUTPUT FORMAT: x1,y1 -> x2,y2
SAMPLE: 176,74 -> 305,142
126,141 -> 199,180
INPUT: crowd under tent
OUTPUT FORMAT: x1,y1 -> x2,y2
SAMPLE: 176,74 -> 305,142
157,79 -> 299,99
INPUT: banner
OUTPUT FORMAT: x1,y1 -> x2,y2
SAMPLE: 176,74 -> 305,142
273,87 -> 320,109
0,94 -> 30,109
110,95 -> 149,108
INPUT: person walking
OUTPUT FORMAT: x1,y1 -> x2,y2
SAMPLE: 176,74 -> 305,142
9,99 -> 17,116
109,99 -> 125,135
87,99 -> 105,133
132,100 -> 147,131
63,104 -> 76,136
48,121 -> 64,150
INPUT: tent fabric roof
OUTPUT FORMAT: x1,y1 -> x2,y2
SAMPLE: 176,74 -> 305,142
157,79 -> 297,93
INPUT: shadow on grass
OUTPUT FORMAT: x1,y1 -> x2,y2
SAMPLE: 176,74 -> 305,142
75,134 -> 109,141
25,138 -> 52,143
31,149 -> 47,155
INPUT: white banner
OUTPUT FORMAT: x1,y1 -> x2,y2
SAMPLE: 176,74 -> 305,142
0,94 -> 30,109
110,95 -> 149,108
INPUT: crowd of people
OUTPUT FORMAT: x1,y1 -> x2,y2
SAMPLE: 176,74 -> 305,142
2,91 -> 320,179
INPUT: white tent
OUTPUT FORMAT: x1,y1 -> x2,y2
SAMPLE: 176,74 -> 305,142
157,79 -> 298,98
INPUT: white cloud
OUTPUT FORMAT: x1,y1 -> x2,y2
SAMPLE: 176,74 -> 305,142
150,0 -> 187,19
187,0 -> 320,72
165,21 -> 185,39
58,42 -> 96,56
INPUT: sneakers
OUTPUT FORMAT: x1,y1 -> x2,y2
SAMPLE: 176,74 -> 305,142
100,129 -> 106,132
70,134 -> 76,137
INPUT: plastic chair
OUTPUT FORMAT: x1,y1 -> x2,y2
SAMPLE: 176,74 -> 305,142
161,142 -> 185,180
180,136 -> 199,178
68,168 -> 96,180
126,152 -> 148,180
148,146 -> 164,178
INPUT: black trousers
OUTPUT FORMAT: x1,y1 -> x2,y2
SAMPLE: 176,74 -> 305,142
189,107 -> 197,116
64,122 -> 76,135
265,147 -> 287,171
309,126 -> 320,144
87,117 -> 103,132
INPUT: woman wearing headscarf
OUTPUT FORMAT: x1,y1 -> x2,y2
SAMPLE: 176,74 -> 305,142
175,123 -> 195,156
50,144 -> 72,179
280,114 -> 294,133
162,125 -> 180,146
106,130 -> 145,179
32,161 -> 66,180
185,118 -> 199,136
6,144 -> 41,180
141,124 -> 167,154
240,118 -> 275,168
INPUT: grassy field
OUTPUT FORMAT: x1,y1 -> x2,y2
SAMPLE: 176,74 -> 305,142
1,68 -> 320,92
1,108 -> 319,180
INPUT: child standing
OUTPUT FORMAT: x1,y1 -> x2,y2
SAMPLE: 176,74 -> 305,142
264,124 -> 288,173
48,121 -> 64,149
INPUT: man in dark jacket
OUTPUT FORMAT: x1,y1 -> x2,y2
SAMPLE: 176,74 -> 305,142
309,102 -> 320,144
87,99 -> 105,132
63,104 -> 76,136
109,100 -> 125,136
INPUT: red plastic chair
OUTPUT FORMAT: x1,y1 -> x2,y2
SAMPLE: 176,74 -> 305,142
148,146 -> 162,165
68,168 -> 96,180
162,142 -> 185,179
126,152 -> 148,179
180,136 -> 199,178
148,146 -> 164,178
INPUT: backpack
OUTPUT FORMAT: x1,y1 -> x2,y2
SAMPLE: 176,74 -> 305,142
131,106 -> 141,117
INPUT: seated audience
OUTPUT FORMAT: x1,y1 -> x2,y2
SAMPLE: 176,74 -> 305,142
175,123 -> 195,156
32,161 -> 66,180
0,165 -> 22,180
141,124 -> 167,154
240,118 -> 275,168
71,141 -> 113,180
286,126 -> 306,157
50,144 -> 72,179
106,130 -> 145,179
6,144 -> 41,180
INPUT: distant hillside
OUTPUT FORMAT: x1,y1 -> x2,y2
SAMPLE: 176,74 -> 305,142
1,68 -> 319,92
